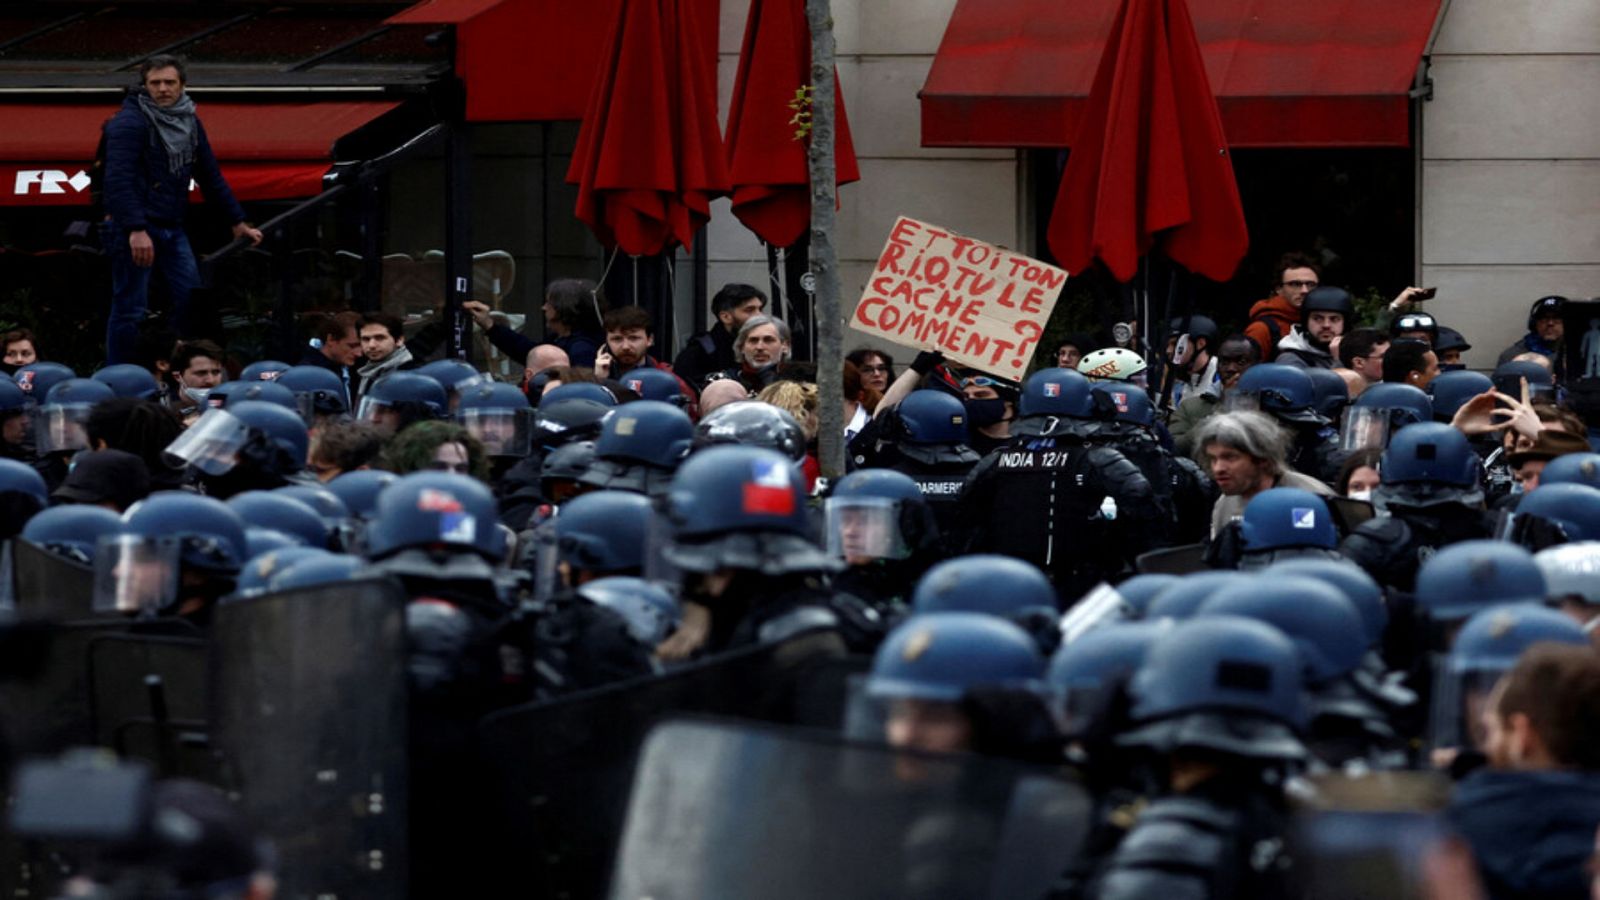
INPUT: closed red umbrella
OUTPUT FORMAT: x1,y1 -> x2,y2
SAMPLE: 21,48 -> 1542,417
725,0 -> 860,248
1045,0 -> 1247,282
567,0 -> 729,256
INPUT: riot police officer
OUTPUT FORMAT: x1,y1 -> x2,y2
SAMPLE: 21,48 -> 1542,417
825,468 -> 942,619
1088,381 -> 1215,543
163,400 -> 311,498
1232,363 -> 1341,482
456,380 -> 534,484
957,368 -> 1162,597
876,390 -> 981,537
1340,422 -> 1493,592
355,371 -> 446,435
911,555 -> 1062,655
1210,487 -> 1342,570
495,384 -> 614,528
95,492 -> 248,626
577,400 -> 693,498
1088,616 -> 1307,899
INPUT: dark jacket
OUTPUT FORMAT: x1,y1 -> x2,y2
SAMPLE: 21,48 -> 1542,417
296,346 -> 356,408
671,325 -> 737,388
103,94 -> 243,231
1447,769 -> 1600,900
484,324 -> 602,370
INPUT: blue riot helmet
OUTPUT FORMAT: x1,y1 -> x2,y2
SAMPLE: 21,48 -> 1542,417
1199,576 -> 1366,685
578,400 -> 694,497
456,381 -> 534,458
239,360 -> 290,383
541,440 -> 598,504
206,380 -> 299,413
1433,602 -> 1588,750
32,378 -> 115,455
661,445 -> 834,576
693,401 -> 806,462
1232,364 -> 1324,425
231,546 -> 331,598
892,390 -> 978,458
277,484 -> 350,523
356,372 -> 446,432
1119,616 -> 1308,761
1112,574 -> 1180,620
1236,488 -> 1340,569
1269,559 -> 1387,649
324,469 -> 398,520
1415,540 -> 1545,626
867,612 -> 1044,703
537,382 -> 617,409
21,505 -> 124,565
1302,367 -> 1350,422
1542,453 -> 1600,491
363,471 -> 504,563
553,490 -> 652,578
1376,422 -> 1483,511
1492,359 -> 1556,402
1046,621 -> 1165,738
1534,542 -> 1600,607
0,458 -> 48,538
244,527 -> 300,558
1510,483 -> 1600,548
1428,370 -> 1494,423
1089,382 -> 1154,427
1145,571 -> 1252,621
92,364 -> 161,401
274,366 -> 349,419
617,367 -> 689,408
13,361 -> 77,406
912,554 -> 1059,653
1019,367 -> 1096,418
268,554 -> 366,593
97,493 -> 247,616
164,401 -> 308,481
415,359 -> 485,410
1342,383 -> 1433,452
534,398 -> 611,450
576,576 -> 681,646
825,468 -> 939,564
0,378 -> 26,420
226,491 -> 331,549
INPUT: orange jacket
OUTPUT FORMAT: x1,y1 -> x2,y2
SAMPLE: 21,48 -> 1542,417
1242,295 -> 1301,362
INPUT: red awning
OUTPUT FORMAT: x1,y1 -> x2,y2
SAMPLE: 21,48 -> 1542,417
0,100 -> 399,207
921,0 -> 1443,148
385,0 -> 506,25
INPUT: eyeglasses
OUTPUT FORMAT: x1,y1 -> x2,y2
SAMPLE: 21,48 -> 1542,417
1280,280 -> 1318,290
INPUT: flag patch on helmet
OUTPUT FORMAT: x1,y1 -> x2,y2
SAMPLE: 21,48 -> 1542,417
440,512 -> 477,543
626,379 -> 644,393
1043,383 -> 1061,398
15,371 -> 34,392
418,488 -> 463,514
743,458 -> 795,516
1112,392 -> 1129,412
1291,508 -> 1316,529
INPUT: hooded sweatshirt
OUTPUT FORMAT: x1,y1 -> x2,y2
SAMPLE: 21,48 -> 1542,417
1274,327 -> 1335,369
1243,295 -> 1301,363
1446,768 -> 1600,900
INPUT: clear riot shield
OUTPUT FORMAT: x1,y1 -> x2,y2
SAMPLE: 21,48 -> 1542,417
11,538 -> 97,621
86,634 -> 211,780
1134,542 -> 1208,574
608,718 -> 1095,900
211,577 -> 409,900
1291,771 -> 1452,900
477,640 -> 798,899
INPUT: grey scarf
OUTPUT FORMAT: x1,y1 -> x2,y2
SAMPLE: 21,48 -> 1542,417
135,92 -> 197,174
358,344 -> 414,382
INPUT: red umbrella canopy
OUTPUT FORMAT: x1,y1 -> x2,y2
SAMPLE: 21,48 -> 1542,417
567,0 -> 730,256
725,0 -> 861,248
1045,0 -> 1248,282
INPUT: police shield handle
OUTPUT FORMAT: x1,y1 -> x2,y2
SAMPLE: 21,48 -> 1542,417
1059,582 -> 1124,644
851,217 -> 1068,380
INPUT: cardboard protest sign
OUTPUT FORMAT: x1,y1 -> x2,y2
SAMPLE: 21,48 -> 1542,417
850,217 -> 1067,380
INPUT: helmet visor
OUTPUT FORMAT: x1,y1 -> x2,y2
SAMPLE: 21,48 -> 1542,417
93,535 -> 179,616
162,408 -> 249,475
32,404 -> 93,454
1219,391 -> 1262,413
825,497 -> 908,563
460,408 -> 533,458
1339,407 -> 1393,453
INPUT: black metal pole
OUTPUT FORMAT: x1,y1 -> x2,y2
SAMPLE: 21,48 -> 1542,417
444,122 -> 472,360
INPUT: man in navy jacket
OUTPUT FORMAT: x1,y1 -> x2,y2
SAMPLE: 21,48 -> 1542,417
101,55 -> 261,364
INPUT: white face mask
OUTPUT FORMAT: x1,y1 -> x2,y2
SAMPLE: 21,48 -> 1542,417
1346,488 -> 1372,502
182,386 -> 211,404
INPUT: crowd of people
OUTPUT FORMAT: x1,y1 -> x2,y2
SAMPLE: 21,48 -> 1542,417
1,246 -> 1599,897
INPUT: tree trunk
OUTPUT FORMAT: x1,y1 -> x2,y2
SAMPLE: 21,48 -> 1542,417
806,0 -> 845,481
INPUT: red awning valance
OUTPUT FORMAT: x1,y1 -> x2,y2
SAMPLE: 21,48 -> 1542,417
0,100 -> 400,207
921,0 -> 1443,149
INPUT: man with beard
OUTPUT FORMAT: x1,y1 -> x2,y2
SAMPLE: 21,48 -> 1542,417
1170,334 -> 1258,458
705,314 -> 814,395
1275,287 -> 1352,370
592,306 -> 694,403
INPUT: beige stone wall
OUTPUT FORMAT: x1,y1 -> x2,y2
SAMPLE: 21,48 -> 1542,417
1420,0 -> 1600,367
704,0 -> 1023,349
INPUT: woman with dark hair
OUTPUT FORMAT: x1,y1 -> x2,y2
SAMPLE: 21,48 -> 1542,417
846,347 -> 894,394
1335,448 -> 1383,501
464,279 -> 607,370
